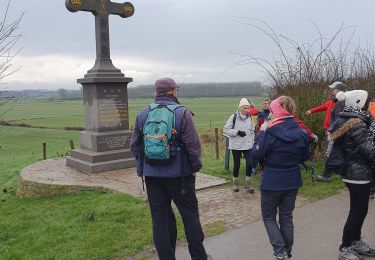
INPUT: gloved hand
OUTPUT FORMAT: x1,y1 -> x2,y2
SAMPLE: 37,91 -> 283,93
311,134 -> 319,143
237,130 -> 247,137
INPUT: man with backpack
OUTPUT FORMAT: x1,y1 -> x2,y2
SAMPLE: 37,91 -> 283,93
130,78 -> 209,260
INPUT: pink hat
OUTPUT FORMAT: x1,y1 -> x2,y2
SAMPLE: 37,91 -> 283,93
270,97 -> 290,118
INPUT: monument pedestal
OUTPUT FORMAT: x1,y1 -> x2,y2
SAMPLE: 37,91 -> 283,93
66,74 -> 135,173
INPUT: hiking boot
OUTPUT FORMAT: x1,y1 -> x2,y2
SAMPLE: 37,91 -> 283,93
351,240 -> 375,256
370,192 -> 374,199
338,247 -> 364,260
275,251 -> 288,260
314,175 -> 331,183
232,178 -> 239,192
244,179 -> 255,193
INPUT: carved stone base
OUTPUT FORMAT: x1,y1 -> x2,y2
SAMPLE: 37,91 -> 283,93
66,152 -> 135,173
67,130 -> 135,173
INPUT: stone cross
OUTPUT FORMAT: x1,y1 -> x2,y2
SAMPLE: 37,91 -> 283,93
65,0 -> 136,173
66,0 -> 134,60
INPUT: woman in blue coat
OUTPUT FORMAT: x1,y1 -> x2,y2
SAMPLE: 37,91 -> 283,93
252,96 -> 309,260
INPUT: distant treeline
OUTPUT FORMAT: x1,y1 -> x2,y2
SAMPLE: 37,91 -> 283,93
2,81 -> 266,100
128,81 -> 266,98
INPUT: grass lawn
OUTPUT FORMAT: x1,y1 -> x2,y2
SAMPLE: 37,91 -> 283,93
0,98 -> 344,259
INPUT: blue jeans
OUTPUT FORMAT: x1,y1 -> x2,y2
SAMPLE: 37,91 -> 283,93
145,175 -> 207,260
261,188 -> 299,256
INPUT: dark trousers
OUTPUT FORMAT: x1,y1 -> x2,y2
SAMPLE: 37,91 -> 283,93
145,176 -> 207,260
341,182 -> 371,248
261,189 -> 299,255
232,149 -> 252,178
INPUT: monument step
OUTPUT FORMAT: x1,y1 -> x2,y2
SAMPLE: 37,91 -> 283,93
66,156 -> 135,173
70,148 -> 132,163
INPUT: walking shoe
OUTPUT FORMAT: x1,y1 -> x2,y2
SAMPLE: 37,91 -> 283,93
314,175 -> 331,183
275,251 -> 288,260
370,192 -> 374,199
351,240 -> 375,256
244,179 -> 255,193
338,247 -> 363,260
232,178 -> 239,192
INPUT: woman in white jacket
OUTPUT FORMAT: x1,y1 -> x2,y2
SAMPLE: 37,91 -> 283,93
223,98 -> 256,192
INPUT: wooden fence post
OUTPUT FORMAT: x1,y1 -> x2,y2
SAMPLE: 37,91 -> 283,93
42,143 -> 46,160
215,128 -> 219,159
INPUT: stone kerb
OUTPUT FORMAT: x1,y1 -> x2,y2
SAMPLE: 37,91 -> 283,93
17,158 -> 226,199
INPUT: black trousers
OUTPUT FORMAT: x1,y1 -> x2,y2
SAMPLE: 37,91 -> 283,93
341,182 -> 371,248
232,149 -> 252,178
145,176 -> 207,260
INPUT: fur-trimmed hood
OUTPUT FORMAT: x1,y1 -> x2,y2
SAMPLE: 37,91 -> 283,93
329,112 -> 370,141
330,118 -> 366,141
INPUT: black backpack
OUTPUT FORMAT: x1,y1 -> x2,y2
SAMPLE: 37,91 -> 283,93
326,139 -> 356,177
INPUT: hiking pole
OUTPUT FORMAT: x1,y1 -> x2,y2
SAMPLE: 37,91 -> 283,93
309,138 -> 317,186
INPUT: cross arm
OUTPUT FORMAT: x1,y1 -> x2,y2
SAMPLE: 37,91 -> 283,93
66,0 -> 135,18
109,2 -> 135,18
65,0 -> 97,13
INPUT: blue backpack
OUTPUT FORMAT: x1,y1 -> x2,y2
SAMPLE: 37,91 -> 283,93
142,103 -> 183,164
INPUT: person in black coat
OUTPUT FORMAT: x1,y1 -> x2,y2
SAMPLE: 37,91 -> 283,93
329,90 -> 375,260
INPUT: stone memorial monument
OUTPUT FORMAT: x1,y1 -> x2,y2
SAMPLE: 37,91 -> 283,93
65,0 -> 136,173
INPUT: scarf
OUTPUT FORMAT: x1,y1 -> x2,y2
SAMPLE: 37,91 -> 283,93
343,106 -> 375,135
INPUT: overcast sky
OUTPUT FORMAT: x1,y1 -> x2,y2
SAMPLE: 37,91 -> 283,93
3,0 -> 375,90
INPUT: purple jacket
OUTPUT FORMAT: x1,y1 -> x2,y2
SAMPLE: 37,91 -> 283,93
130,95 -> 202,177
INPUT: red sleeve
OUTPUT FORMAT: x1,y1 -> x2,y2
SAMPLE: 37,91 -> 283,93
249,108 -> 260,116
309,100 -> 330,113
293,114 -> 314,137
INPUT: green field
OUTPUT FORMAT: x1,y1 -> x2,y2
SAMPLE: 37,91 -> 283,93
0,97 -> 344,259
1,97 -> 265,129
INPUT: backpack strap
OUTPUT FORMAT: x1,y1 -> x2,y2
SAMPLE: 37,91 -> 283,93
148,103 -> 160,111
166,104 -> 184,130
231,113 -> 237,129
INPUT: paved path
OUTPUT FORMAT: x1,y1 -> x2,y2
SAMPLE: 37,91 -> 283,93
174,190 -> 375,260
196,185 -> 307,229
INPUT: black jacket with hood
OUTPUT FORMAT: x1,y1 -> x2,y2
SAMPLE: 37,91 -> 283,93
329,111 -> 375,182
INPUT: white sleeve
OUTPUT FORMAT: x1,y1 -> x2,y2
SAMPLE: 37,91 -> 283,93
223,115 -> 238,137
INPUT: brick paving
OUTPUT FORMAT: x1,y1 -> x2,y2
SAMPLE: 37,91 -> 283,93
197,185 -> 308,230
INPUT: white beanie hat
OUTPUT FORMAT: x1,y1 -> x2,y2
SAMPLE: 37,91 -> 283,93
336,90 -> 369,109
238,98 -> 251,108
